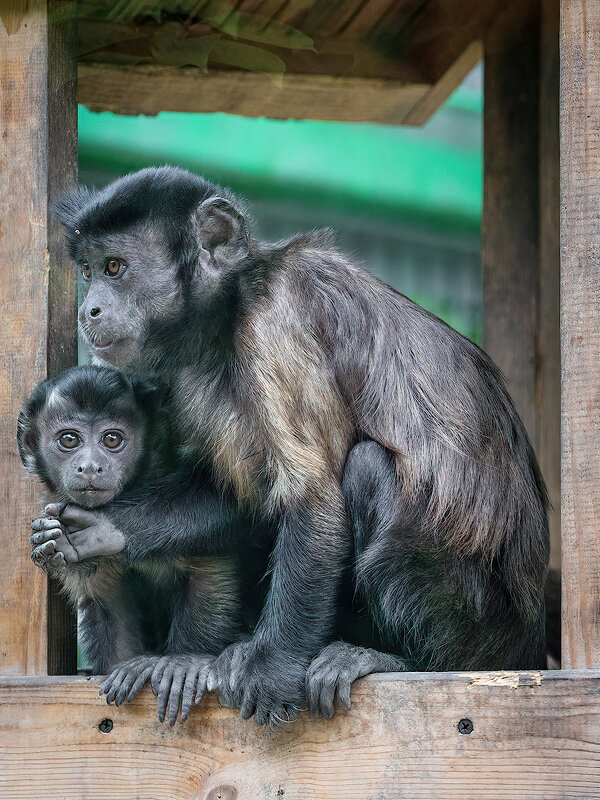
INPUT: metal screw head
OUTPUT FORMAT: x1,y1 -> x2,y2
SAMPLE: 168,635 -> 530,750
99,718 -> 113,734
458,718 -> 474,734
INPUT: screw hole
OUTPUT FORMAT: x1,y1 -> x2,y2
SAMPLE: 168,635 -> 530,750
99,718 -> 113,734
458,718 -> 473,735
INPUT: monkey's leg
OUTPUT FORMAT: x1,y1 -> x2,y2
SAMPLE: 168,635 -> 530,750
153,560 -> 239,725
207,490 -> 350,727
339,440 -> 546,677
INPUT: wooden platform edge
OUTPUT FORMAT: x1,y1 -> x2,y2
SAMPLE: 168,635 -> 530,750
2,670 -> 600,799
78,63 -> 430,123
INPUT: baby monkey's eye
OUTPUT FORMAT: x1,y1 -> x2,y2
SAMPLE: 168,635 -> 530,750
102,431 -> 123,450
105,258 -> 125,277
81,262 -> 91,280
58,432 -> 80,450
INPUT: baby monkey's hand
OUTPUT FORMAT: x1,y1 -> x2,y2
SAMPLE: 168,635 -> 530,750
43,503 -> 126,562
30,514 -> 78,568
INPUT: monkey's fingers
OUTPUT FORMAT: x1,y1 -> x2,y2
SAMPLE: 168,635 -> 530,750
166,665 -> 187,727
156,666 -> 176,723
115,660 -> 157,706
31,517 -> 63,534
180,667 -> 203,723
150,656 -> 170,696
102,664 -> 135,704
31,540 -> 57,561
43,503 -> 66,518
127,660 -> 159,702
30,526 -> 63,548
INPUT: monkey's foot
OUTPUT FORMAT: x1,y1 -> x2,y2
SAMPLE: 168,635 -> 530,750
100,656 -> 161,707
207,640 -> 305,727
306,641 -> 407,718
151,655 -> 214,726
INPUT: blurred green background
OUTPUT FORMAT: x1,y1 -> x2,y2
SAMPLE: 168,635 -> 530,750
79,65 -> 483,342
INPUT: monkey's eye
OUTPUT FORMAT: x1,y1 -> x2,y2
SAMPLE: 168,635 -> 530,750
105,258 -> 125,277
81,262 -> 91,280
58,432 -> 80,450
102,431 -> 124,450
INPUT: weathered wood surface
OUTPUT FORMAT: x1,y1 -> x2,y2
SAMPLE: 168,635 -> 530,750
482,0 -> 561,572
79,63 -> 429,122
75,0 -> 495,122
1,672 -> 600,799
0,0 -> 51,675
483,0 -> 541,443
538,0 -> 561,570
560,0 -> 600,668
46,0 -> 79,676
0,0 -> 78,676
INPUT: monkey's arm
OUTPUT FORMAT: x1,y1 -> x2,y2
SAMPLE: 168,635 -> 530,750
208,488 -> 350,724
47,469 -> 245,563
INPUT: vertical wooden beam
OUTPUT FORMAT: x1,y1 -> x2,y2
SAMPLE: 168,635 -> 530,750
483,0 -> 561,569
0,0 -> 77,675
46,0 -> 78,675
539,0 -> 561,572
560,0 -> 600,668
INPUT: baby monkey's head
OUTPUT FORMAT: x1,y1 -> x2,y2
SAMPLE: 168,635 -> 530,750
18,366 -> 159,508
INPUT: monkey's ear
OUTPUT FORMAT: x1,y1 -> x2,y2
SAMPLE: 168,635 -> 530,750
51,186 -> 94,230
195,196 -> 247,251
17,409 -> 38,473
128,375 -> 162,418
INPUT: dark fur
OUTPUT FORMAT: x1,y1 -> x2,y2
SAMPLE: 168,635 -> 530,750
54,166 -> 550,722
18,366 -> 249,675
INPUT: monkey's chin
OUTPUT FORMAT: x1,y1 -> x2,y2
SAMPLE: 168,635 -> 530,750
88,337 -> 141,370
69,489 -> 116,509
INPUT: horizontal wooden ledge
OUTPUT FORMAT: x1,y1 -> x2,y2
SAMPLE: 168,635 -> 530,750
78,63 -> 430,124
1,670 -> 600,799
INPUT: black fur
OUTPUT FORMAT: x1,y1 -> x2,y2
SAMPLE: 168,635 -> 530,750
53,166 -> 550,724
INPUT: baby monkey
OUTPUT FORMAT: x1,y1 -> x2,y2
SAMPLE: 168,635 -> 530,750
18,366 -> 242,724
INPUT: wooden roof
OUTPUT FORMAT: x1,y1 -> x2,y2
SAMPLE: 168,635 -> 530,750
77,0 -> 499,124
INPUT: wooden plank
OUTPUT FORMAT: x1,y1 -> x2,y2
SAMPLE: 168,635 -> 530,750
538,0 -> 560,571
1,672 -> 600,799
0,1 -> 50,675
560,0 -> 600,668
46,0 -> 78,675
401,40 -> 482,126
0,0 -> 78,676
483,0 -> 541,441
78,63 -> 429,122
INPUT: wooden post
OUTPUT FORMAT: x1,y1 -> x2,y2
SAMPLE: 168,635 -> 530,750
483,0 -> 561,569
560,0 -> 600,668
0,0 -> 77,675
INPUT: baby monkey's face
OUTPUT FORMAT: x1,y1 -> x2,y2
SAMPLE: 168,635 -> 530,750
37,408 -> 144,509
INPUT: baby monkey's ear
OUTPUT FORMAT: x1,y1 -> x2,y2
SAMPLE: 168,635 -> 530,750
17,408 -> 38,473
194,195 -> 248,251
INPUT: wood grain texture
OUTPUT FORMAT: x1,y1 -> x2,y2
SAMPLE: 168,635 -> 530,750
401,40 -> 482,126
1,672 -> 600,799
560,0 -> 600,668
46,0 -> 78,676
483,0 -> 541,443
78,63 -> 429,122
0,0 -> 50,675
538,0 -> 561,570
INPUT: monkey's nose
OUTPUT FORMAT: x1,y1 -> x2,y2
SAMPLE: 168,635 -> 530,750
90,307 -> 101,318
77,464 -> 103,474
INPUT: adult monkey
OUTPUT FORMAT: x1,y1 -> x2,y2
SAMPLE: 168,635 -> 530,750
53,167 -> 549,724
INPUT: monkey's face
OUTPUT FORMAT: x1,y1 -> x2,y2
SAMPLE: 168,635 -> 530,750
76,224 -> 183,369
34,405 -> 145,508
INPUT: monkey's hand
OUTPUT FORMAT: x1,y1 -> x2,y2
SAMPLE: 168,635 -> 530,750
30,516 -> 78,569
206,639 -> 305,726
44,503 -> 125,561
151,655 -> 214,726
306,642 -> 408,718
